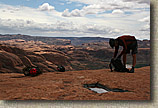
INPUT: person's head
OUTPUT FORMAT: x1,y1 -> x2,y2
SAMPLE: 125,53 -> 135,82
109,39 -> 115,48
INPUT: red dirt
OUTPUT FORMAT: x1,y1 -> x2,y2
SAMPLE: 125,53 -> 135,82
0,66 -> 150,100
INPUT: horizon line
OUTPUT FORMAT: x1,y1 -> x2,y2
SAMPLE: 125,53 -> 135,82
0,33 -> 150,40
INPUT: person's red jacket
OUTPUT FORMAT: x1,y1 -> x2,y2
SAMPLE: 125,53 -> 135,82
114,35 -> 136,58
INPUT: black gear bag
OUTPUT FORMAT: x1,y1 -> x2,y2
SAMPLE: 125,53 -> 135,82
57,65 -> 65,72
109,58 -> 129,72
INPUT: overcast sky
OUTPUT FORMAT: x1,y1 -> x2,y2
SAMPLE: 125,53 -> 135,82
0,0 -> 150,39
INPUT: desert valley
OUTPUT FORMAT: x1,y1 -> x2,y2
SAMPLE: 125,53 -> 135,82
0,34 -> 150,100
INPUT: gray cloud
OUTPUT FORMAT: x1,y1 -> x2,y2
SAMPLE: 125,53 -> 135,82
62,4 -> 128,17
139,16 -> 150,22
0,18 -> 121,37
0,6 -> 19,14
138,16 -> 150,32
62,0 -> 149,17
140,23 -> 150,32
122,0 -> 150,4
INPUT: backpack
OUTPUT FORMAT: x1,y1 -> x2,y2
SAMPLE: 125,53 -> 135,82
109,58 -> 129,72
23,66 -> 42,77
57,65 -> 65,72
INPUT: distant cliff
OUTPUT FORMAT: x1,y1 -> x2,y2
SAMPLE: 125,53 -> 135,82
0,34 -> 150,48
0,34 -> 71,45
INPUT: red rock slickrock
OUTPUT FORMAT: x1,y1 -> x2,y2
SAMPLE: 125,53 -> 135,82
0,66 -> 150,100
0,44 -> 73,73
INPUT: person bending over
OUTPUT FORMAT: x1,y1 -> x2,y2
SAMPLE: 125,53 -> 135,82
109,35 -> 138,73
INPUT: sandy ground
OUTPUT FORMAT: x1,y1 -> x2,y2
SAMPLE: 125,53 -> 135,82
0,66 -> 150,100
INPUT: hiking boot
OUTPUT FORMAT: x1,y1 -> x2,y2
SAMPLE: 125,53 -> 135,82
128,67 -> 134,73
122,65 -> 129,72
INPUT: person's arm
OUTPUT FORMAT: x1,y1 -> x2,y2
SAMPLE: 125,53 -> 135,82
114,45 -> 119,58
117,47 -> 126,58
